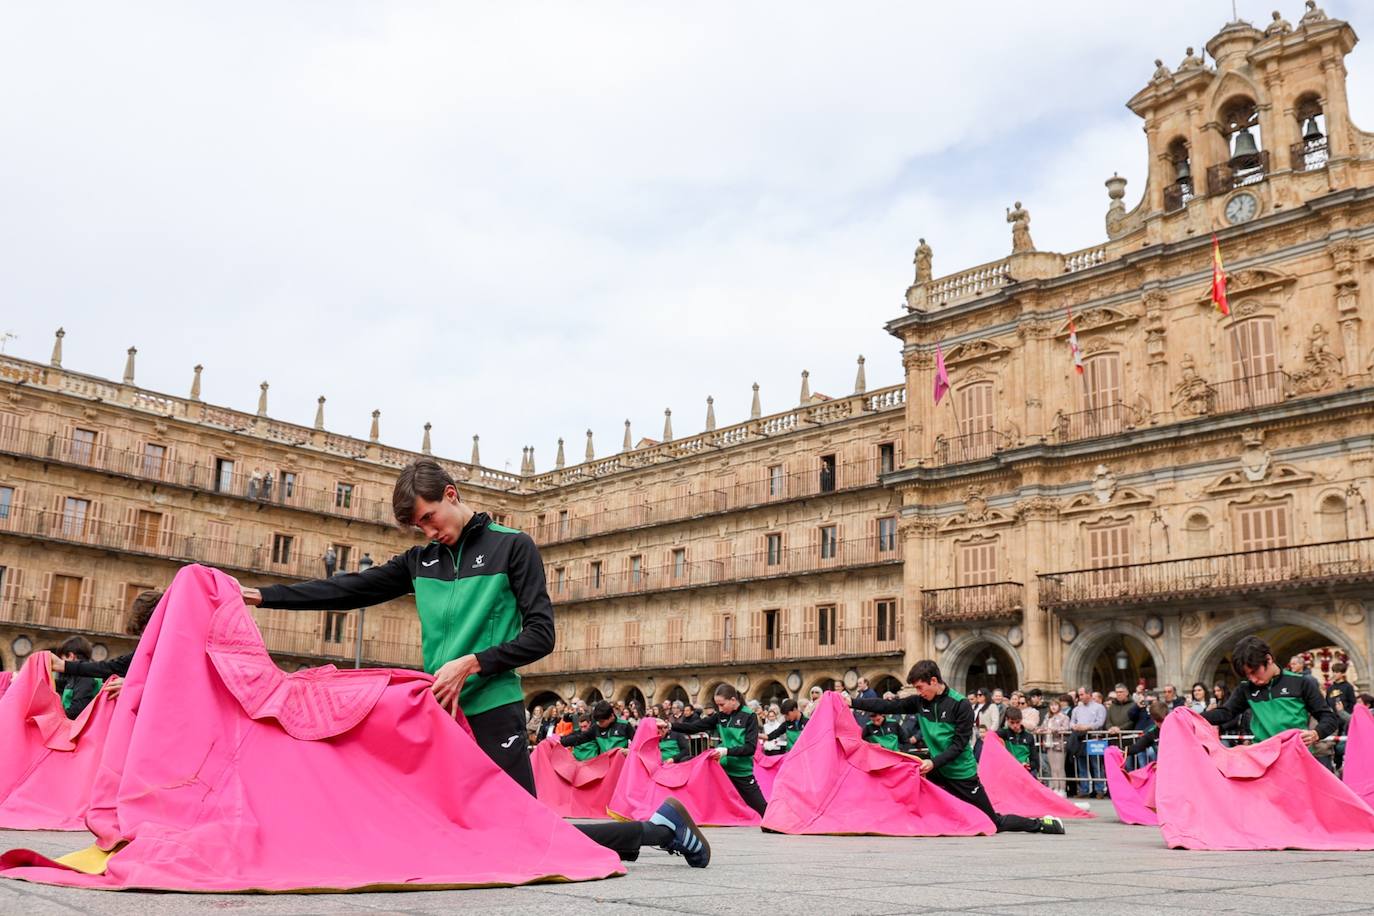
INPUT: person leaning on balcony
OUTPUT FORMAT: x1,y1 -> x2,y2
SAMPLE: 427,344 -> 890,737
51,589 -> 163,702
1203,636 -> 1338,749
53,635 -> 99,720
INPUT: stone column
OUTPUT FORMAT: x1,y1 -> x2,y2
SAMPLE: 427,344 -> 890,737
1143,288 -> 1170,419
898,513 -> 936,669
1018,497 -> 1059,690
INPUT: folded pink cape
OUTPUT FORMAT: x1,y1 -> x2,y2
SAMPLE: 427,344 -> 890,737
0,565 -> 623,891
760,694 -> 993,836
1156,707 -> 1374,850
531,738 -> 627,819
979,732 -> 1093,819
0,671 -> 12,699
754,745 -> 787,802
0,652 -> 117,830
1103,746 -> 1157,826
1342,704 -> 1374,810
606,720 -> 761,826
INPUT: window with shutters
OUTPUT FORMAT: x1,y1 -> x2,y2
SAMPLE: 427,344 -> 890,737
335,482 -> 354,509
878,442 -> 896,475
719,614 -> 735,654
0,486 -> 12,521
1083,353 -> 1123,429
819,454 -> 837,493
876,599 -> 898,642
585,624 -> 602,651
878,516 -> 897,552
70,428 -> 96,465
279,471 -> 296,499
332,544 -> 353,572
590,560 -> 603,589
141,443 -> 166,478
629,554 -> 643,586
0,566 -> 7,609
61,497 -> 90,538
819,525 -> 838,560
766,533 -> 783,566
1087,522 -> 1131,585
554,567 -> 565,593
672,548 -> 686,579
205,520 -> 230,564
1230,317 -> 1282,403
624,619 -> 641,646
957,540 -> 997,586
134,510 -> 163,550
558,510 -> 570,538
1235,502 -> 1291,570
214,458 -> 235,494
817,605 -> 837,646
0,410 -> 17,445
956,382 -> 995,459
768,465 -> 785,498
667,616 -> 684,644
50,574 -> 82,620
123,582 -> 154,613
324,612 -> 348,643
271,533 -> 294,565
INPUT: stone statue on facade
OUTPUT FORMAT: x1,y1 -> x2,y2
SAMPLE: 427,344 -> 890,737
1152,59 -> 1172,81
1006,201 -> 1035,253
1178,47 -> 1204,70
1264,11 -> 1293,37
914,238 -> 933,284
1300,1 -> 1328,26
1174,353 -> 1214,415
1292,322 -> 1342,392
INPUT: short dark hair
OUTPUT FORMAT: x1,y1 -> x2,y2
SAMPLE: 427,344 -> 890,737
592,701 -> 614,721
57,635 -> 92,660
1333,662 -> 1348,674
1003,706 -> 1023,723
780,698 -> 798,714
1149,700 -> 1169,723
907,660 -> 943,685
1358,694 -> 1374,708
1231,636 -> 1274,679
713,684 -> 741,703
128,589 -> 163,636
1027,688 -> 1043,699
392,459 -> 457,527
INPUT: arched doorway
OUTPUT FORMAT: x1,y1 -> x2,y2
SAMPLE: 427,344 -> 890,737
873,674 -> 904,696
806,674 -> 841,697
1086,634 -> 1158,695
701,680 -> 729,709
963,643 -> 1018,696
941,633 -> 1024,695
1191,612 -> 1366,692
620,685 -> 647,713
582,686 -> 604,704
754,679 -> 788,707
526,690 -> 562,713
660,683 -> 690,705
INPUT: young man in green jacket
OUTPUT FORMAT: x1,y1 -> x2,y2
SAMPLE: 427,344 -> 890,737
861,712 -> 903,752
245,459 -> 709,867
562,701 -> 633,761
848,660 -> 1064,835
1203,635 -> 1338,745
995,706 -> 1039,771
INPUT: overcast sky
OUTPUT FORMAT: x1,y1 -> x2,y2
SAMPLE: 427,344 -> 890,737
3,2 -> 1372,474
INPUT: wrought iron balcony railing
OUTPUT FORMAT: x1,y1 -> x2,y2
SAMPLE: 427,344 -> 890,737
1049,402 -> 1147,444
920,581 -> 1024,625
1291,137 -> 1329,173
930,429 -> 1014,467
1038,537 -> 1374,610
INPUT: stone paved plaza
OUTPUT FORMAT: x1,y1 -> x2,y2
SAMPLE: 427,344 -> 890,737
4,801 -> 1374,915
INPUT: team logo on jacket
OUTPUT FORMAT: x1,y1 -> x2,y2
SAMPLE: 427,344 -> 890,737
473,555 -> 485,568
421,559 -> 439,568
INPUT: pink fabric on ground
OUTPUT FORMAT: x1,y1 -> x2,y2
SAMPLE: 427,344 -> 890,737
607,720 -> 761,826
1156,707 -> 1374,850
1103,746 -> 1157,826
531,738 -> 627,819
0,653 -> 117,830
0,565 -> 623,891
979,732 -> 1094,819
754,745 -> 787,802
1345,704 -> 1374,809
760,694 -> 993,836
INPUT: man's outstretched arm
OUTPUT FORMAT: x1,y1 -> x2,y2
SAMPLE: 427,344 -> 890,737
247,552 -> 413,611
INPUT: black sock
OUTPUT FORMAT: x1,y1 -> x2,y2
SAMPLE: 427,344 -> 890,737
643,822 -> 675,848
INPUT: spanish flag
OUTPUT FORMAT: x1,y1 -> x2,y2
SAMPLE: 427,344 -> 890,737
1210,233 -> 1230,317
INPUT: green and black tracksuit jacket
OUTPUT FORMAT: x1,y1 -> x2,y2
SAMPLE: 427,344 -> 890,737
1203,670 -> 1337,743
56,673 -> 101,720
766,716 -> 806,755
658,732 -> 691,764
561,718 -> 633,761
854,689 -> 977,780
258,512 -> 554,718
672,709 -> 758,778
862,718 -> 903,752
1127,722 -> 1160,757
996,726 -> 1039,770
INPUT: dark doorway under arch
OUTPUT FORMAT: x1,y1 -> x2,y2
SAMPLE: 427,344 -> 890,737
660,684 -> 690,705
964,643 -> 1018,696
1086,634 -> 1158,694
754,680 -> 788,707
527,690 -> 562,713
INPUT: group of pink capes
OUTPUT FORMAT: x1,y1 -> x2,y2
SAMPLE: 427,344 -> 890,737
1105,703 -> 1374,849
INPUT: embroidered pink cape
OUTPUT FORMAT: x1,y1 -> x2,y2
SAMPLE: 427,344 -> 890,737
1103,745 -> 1157,826
530,738 -> 627,819
0,565 -> 623,891
606,720 -> 761,826
754,745 -> 787,802
760,694 -> 993,836
0,652 -> 117,830
979,732 -> 1094,819
1156,707 -> 1374,850
1342,704 -> 1374,810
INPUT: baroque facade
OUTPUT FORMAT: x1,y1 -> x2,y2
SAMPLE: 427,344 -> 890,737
2,6 -> 1372,706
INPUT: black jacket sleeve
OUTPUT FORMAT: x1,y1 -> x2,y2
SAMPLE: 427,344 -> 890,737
1126,726 -> 1158,757
726,714 -> 759,757
1202,686 -> 1250,728
473,533 -> 556,676
667,734 -> 691,763
1303,676 -> 1339,740
258,552 -> 413,611
671,711 -> 720,735
64,653 -> 134,680
862,722 -> 878,740
560,727 -> 596,747
930,699 -> 975,774
853,695 -> 923,716
63,676 -> 99,720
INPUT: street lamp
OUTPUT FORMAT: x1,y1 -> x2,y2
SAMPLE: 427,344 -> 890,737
985,655 -> 999,676
354,553 -> 375,669
1115,648 -> 1129,671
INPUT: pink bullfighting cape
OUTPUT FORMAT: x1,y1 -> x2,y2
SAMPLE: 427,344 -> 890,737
531,737 -> 627,819
0,671 -> 12,699
760,694 -> 993,836
0,565 -> 623,891
1343,704 -> 1374,810
979,732 -> 1093,819
0,652 -> 117,830
1156,707 -> 1374,850
754,744 -> 787,802
606,720 -> 761,826
1103,745 -> 1157,826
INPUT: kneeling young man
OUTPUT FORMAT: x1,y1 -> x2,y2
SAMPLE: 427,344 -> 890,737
1203,635 -> 1338,746
849,660 -> 1064,835
561,701 -> 633,760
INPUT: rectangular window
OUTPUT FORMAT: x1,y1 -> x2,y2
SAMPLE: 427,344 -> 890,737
214,458 -> 235,494
142,443 -> 166,478
333,544 -> 353,572
766,533 -> 783,566
0,486 -> 12,520
817,604 -> 837,646
667,617 -> 684,644
1088,524 -> 1131,586
958,541 -> 997,586
719,614 -> 734,653
876,599 -> 897,642
672,548 -> 686,579
624,619 -> 641,646
819,454 -> 837,493
50,574 -> 82,620
768,465 -> 784,498
324,611 -> 348,644
335,482 -> 354,509
205,520 -> 231,564
819,525 -> 838,560
764,608 -> 781,651
134,510 -> 163,550
558,510 -> 570,538
878,442 -> 896,476
123,582 -> 153,613
585,624 -> 602,651
1084,353 -> 1122,413
590,560 -> 602,589
70,428 -> 96,465
280,471 -> 296,499
554,567 -> 566,593
629,554 -> 643,586
1230,317 -> 1282,405
61,497 -> 90,538
877,517 -> 897,552
958,384 -> 994,435
271,533 -> 294,565
1236,503 -> 1292,570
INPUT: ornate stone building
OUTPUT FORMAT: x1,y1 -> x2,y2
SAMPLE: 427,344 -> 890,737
1,6 -> 1371,706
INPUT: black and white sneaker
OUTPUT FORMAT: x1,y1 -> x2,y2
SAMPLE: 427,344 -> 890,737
1038,816 -> 1066,835
649,797 -> 711,867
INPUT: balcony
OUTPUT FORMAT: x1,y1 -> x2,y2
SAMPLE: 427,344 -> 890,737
1163,179 -> 1195,213
0,426 -> 395,527
550,535 -> 903,605
1038,537 -> 1374,611
930,429 -> 1014,467
526,627 -> 904,677
920,582 -> 1024,625
1176,369 -> 1292,418
1049,402 -> 1147,444
1206,149 -> 1270,193
1290,137 -> 1329,173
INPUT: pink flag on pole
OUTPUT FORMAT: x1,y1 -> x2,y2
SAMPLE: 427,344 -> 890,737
607,720 -> 761,826
1066,308 -> 1084,374
760,694 -> 993,836
1156,707 -> 1374,850
531,737 -> 628,819
1103,746 -> 1157,826
933,342 -> 950,404
1343,703 -> 1374,810
978,732 -> 1094,819
0,565 -> 624,892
